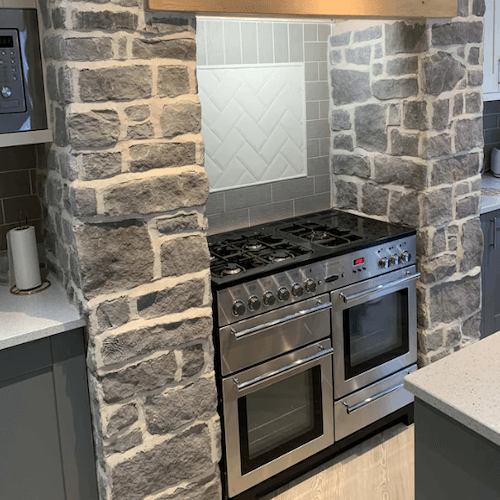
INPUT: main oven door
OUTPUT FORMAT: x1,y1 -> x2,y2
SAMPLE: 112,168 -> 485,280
331,266 -> 418,400
221,339 -> 334,498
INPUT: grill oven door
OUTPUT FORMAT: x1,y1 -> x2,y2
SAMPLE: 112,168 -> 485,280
221,339 -> 334,498
331,266 -> 418,399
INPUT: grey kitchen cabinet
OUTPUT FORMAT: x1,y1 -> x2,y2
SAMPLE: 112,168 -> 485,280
481,209 -> 500,338
0,329 -> 99,500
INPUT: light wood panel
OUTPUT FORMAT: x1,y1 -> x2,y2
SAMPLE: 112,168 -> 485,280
262,424 -> 415,500
147,0 -> 457,19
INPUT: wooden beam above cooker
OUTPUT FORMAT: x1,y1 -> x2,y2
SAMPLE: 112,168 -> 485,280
147,0 -> 457,18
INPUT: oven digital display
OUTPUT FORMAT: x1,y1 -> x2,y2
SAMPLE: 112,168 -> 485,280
0,36 -> 14,48
353,257 -> 364,266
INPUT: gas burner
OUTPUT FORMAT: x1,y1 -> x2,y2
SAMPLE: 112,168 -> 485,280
308,231 -> 332,242
266,250 -> 294,263
222,263 -> 245,276
244,239 -> 265,252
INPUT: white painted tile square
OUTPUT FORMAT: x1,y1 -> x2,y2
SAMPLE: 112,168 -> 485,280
198,64 -> 307,191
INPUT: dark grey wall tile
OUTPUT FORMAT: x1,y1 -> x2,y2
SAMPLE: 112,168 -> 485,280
484,114 -> 497,129
249,200 -> 293,225
306,81 -> 329,101
0,145 -> 36,172
294,192 -> 331,216
319,101 -> 329,119
307,156 -> 329,176
3,195 -> 42,224
207,208 -> 249,235
307,139 -> 320,158
484,101 -> 500,114
241,22 -> 257,64
0,201 -> 4,225
317,24 -> 331,41
320,138 -> 330,156
304,24 -> 317,42
314,175 -> 331,194
205,191 -> 225,215
307,119 -> 330,139
225,184 -> 272,211
318,62 -> 328,80
305,42 -> 327,62
0,170 -> 31,198
272,177 -> 314,202
306,102 -> 320,120
289,23 -> 304,62
305,62 -> 319,81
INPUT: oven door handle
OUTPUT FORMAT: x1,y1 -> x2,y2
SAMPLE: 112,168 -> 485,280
342,382 -> 404,414
339,272 -> 420,304
234,346 -> 334,391
231,301 -> 332,339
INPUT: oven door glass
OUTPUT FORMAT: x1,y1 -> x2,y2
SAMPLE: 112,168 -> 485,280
238,366 -> 323,475
344,288 -> 409,380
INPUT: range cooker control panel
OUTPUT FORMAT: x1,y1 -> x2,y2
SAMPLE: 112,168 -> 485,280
216,235 -> 416,327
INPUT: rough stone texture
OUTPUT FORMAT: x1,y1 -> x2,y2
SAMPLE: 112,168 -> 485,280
73,11 -> 138,31
102,170 -> 209,216
330,32 -> 351,46
390,129 -> 418,156
386,56 -> 418,76
127,122 -> 155,140
161,235 -> 210,278
455,117 -> 483,152
468,46 -> 480,65
420,254 -> 456,284
80,152 -> 122,180
161,101 -> 201,139
97,297 -> 130,330
456,194 -> 480,219
74,221 -> 154,298
422,134 -> 453,159
373,156 -> 426,190
101,353 -> 177,403
125,105 -> 149,121
354,104 -> 387,152
385,21 -> 427,55
346,46 -> 371,65
403,101 -> 428,130
432,99 -> 450,130
100,316 -> 213,366
332,155 -> 370,178
353,26 -> 381,42
431,22 -> 483,46
468,69 -> 483,86
158,66 -> 191,97
462,312 -> 481,341
110,424 -> 213,500
106,404 -> 139,438
431,153 -> 480,185
465,92 -> 481,113
331,110 -> 351,131
132,38 -> 196,60
333,134 -> 354,151
388,104 -> 401,126
157,213 -> 201,234
422,188 -> 453,226
129,143 -> 196,172
67,109 -> 120,149
137,278 -> 205,319
145,377 -> 217,434
69,187 -> 97,217
453,94 -> 464,116
155,477 -> 221,500
422,52 -> 466,95
361,184 -> 389,216
472,0 -> 486,15
429,274 -> 481,325
335,180 -> 358,210
105,429 -> 143,455
182,344 -> 205,379
372,78 -> 418,100
331,69 -> 371,105
389,191 -> 419,227
460,218 -> 483,273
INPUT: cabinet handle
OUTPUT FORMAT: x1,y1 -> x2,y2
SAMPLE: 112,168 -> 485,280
493,218 -> 497,249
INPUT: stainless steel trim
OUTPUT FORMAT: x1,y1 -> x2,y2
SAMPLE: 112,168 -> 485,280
235,346 -> 334,390
232,301 -> 332,339
493,217 -> 498,249
342,382 -> 403,413
339,272 -> 420,303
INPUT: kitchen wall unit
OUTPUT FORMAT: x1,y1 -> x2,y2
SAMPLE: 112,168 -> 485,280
148,0 -> 456,18
483,0 -> 500,100
480,208 -> 500,338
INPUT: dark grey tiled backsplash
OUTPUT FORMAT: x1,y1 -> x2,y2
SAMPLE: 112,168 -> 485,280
483,100 -> 500,172
0,145 -> 43,251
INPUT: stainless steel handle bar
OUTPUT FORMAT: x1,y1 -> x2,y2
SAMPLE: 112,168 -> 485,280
342,382 -> 404,414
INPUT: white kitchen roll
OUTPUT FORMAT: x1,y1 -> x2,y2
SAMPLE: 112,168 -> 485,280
7,225 -> 42,291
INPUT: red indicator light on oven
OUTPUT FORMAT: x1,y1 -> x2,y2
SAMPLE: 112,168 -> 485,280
354,257 -> 364,265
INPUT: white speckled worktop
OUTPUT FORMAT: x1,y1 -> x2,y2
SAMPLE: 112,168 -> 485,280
481,172 -> 500,214
404,333 -> 500,446
0,273 -> 85,351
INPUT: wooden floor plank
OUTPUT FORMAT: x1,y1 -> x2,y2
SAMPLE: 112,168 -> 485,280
263,424 -> 414,500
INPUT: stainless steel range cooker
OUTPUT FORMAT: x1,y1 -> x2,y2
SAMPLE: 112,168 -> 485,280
208,209 -> 419,500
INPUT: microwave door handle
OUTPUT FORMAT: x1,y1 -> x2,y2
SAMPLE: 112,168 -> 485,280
339,272 -> 421,304
342,382 -> 404,414
234,347 -> 334,391
231,301 -> 332,339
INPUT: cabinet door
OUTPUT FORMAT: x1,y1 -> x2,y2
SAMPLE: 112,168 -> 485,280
481,210 -> 500,338
0,369 -> 67,500
483,0 -> 500,100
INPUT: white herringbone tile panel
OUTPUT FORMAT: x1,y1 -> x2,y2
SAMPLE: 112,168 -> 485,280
198,64 -> 307,191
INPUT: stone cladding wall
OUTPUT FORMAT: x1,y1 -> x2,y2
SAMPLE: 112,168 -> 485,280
36,1 -> 221,499
329,5 -> 485,365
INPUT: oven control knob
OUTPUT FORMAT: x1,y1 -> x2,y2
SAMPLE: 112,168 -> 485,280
263,291 -> 276,306
305,278 -> 317,293
389,254 -> 399,266
1,86 -> 12,99
378,257 -> 388,269
232,300 -> 246,317
277,287 -> 290,301
248,295 -> 261,311
400,251 -> 411,263
292,283 -> 304,297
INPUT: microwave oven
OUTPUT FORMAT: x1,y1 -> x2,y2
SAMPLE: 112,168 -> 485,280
0,0 -> 53,147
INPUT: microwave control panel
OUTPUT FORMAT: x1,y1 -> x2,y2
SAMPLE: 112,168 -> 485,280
0,29 -> 26,114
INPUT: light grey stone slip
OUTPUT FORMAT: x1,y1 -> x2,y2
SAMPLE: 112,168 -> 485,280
404,331 -> 500,447
0,273 -> 85,350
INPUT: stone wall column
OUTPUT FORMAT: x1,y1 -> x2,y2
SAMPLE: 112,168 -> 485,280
329,2 -> 485,365
36,1 -> 222,498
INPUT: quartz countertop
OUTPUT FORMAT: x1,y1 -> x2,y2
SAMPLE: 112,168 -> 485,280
481,172 -> 500,214
0,273 -> 85,351
404,333 -> 500,447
